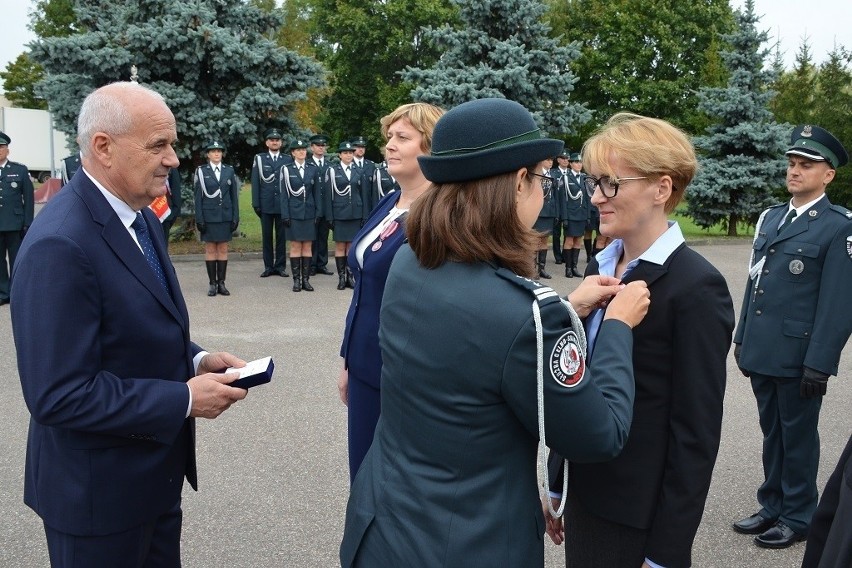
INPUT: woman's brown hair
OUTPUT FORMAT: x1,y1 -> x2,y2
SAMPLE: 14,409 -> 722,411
406,164 -> 541,277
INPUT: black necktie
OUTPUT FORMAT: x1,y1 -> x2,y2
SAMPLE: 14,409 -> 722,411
132,212 -> 170,294
214,166 -> 220,180
778,209 -> 797,234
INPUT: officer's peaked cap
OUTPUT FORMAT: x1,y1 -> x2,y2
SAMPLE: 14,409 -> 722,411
786,125 -> 848,169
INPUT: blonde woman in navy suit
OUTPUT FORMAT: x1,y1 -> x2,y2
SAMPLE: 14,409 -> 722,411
337,103 -> 444,482
194,140 -> 240,296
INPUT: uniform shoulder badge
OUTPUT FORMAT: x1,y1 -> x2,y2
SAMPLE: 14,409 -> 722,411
847,236 -> 852,259
828,204 -> 852,220
494,268 -> 562,307
550,331 -> 585,388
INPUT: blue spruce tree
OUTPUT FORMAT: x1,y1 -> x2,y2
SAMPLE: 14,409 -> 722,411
29,0 -> 325,176
687,0 -> 789,235
401,0 -> 589,135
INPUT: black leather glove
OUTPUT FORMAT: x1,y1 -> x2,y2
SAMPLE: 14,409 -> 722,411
734,344 -> 749,377
800,367 -> 829,398
253,207 -> 262,218
283,218 -> 291,228
20,226 -> 28,239
231,221 -> 238,232
327,220 -> 334,230
197,222 -> 206,234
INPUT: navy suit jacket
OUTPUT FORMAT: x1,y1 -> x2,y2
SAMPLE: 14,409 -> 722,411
340,193 -> 405,390
11,171 -> 201,536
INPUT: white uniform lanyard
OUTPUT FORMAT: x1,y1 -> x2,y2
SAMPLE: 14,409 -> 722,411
255,154 -> 276,184
566,171 -> 582,201
197,166 -> 221,199
748,208 -> 770,298
534,292 -> 587,518
283,164 -> 306,198
332,166 -> 351,197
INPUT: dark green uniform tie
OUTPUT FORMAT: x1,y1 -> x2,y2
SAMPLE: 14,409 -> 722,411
778,209 -> 797,234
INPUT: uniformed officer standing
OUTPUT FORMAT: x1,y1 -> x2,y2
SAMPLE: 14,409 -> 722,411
556,151 -> 588,278
281,138 -> 321,292
309,134 -> 334,276
534,163 -> 558,279
251,128 -> 290,278
732,125 -> 852,549
0,131 -> 34,306
351,136 -> 376,208
370,160 -> 399,211
326,141 -> 368,290
552,150 -> 569,264
195,140 -> 240,297
60,153 -> 81,187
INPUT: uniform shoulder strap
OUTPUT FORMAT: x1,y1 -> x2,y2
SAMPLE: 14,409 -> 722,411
494,267 -> 563,308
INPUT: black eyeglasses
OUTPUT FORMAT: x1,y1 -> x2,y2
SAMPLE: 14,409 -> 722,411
529,172 -> 554,198
583,175 -> 648,198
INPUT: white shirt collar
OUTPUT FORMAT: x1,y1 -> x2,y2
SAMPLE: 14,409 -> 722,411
787,195 -> 824,218
596,221 -> 684,276
82,167 -> 138,229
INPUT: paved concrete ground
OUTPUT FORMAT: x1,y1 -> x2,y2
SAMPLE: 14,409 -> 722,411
0,241 -> 849,567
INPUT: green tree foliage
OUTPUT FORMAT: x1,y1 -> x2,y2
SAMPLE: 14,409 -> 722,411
402,0 -> 590,137
1,54 -> 48,110
1,0 -> 78,109
547,0 -> 734,144
770,39 -> 817,125
307,0 -> 458,159
688,0 -> 789,236
29,0 -> 325,178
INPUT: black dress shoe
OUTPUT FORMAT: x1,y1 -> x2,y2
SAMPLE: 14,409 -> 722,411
754,521 -> 805,549
274,268 -> 290,277
732,513 -> 776,535
316,266 -> 334,275
0,298 -> 9,305
260,268 -> 273,278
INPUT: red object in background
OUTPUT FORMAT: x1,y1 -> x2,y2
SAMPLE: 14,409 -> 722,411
34,178 -> 62,203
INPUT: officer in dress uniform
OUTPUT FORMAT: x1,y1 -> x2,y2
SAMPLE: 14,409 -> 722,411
281,138 -> 321,292
351,135 -> 376,208
326,141 -> 368,290
309,134 -> 334,276
161,168 -> 182,247
194,140 -> 240,297
251,128 -> 290,278
732,125 -> 852,549
552,150 -> 569,264
369,160 -> 399,211
0,131 -> 34,306
60,153 -> 81,187
534,162 -> 558,279
557,151 -> 588,277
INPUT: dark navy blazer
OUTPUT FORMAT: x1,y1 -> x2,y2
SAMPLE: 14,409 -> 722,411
11,172 -> 201,536
340,192 -> 406,390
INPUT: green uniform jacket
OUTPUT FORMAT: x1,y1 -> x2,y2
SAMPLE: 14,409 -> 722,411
0,160 -> 34,231
341,246 -> 636,567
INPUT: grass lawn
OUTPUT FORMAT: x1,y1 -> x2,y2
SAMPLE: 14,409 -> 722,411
165,186 -> 753,255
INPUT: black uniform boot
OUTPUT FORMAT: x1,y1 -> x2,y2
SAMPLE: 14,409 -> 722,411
584,238 -> 593,262
216,260 -> 230,295
570,249 -> 583,277
301,257 -> 314,291
538,250 -> 552,279
345,257 -> 355,289
336,257 -> 346,290
291,257 -> 302,292
206,260 -> 217,296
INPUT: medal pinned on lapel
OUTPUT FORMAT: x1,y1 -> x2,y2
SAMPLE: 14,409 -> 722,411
789,260 -> 804,275
371,219 -> 401,252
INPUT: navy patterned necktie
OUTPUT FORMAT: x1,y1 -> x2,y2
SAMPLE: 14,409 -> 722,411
132,212 -> 170,294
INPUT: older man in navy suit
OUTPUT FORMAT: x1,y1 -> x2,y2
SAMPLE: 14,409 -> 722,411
11,82 -> 248,567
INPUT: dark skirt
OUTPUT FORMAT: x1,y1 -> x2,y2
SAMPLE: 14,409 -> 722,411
534,216 -> 554,233
200,222 -> 233,243
286,219 -> 317,242
334,220 -> 361,242
563,219 -> 586,237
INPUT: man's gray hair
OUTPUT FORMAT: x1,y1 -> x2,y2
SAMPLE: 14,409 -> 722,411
77,82 -> 167,159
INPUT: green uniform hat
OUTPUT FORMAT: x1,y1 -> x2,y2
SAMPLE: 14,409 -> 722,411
0,131 -> 10,145
290,138 -> 309,150
350,136 -> 368,147
309,134 -> 329,146
338,141 -> 355,152
265,128 -> 283,140
557,150 -> 570,159
418,98 -> 564,184
205,140 -> 225,151
786,124 -> 848,169
569,152 -> 582,162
